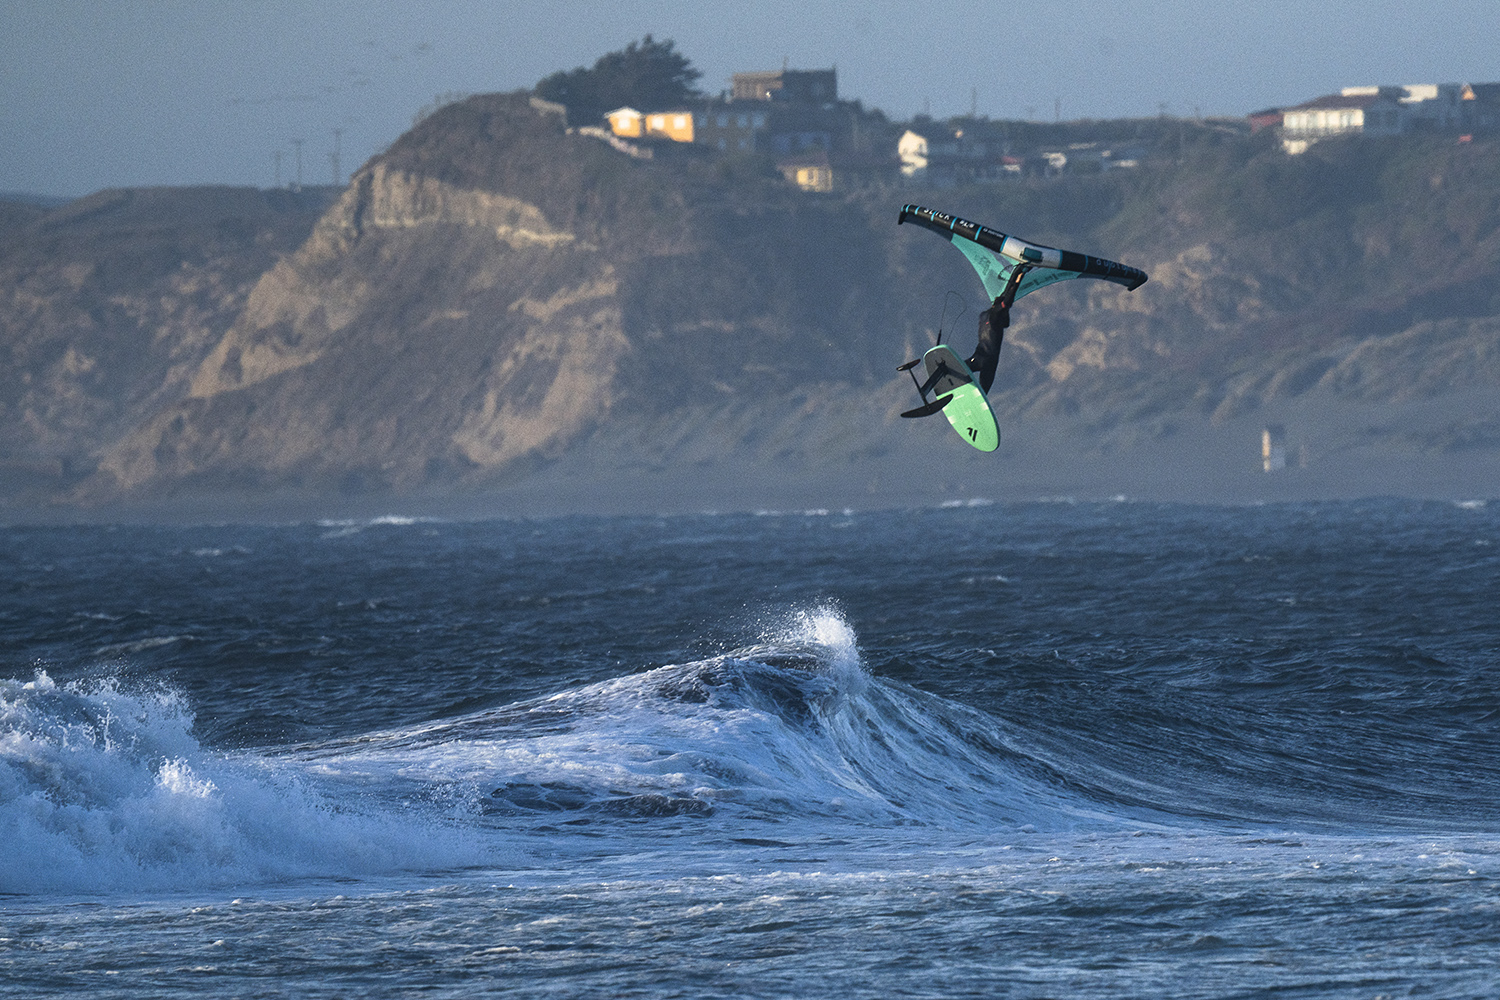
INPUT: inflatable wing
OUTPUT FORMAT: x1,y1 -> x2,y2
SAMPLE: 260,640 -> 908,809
898,204 -> 1148,303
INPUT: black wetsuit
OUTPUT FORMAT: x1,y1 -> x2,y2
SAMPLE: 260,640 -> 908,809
966,298 -> 1009,394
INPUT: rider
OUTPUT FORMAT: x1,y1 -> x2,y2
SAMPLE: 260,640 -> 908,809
966,295 -> 1010,394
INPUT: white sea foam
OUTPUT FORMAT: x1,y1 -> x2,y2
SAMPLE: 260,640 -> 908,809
93,635 -> 186,657
0,672 -> 486,895
315,514 -> 443,538
317,515 -> 433,527
189,546 -> 250,557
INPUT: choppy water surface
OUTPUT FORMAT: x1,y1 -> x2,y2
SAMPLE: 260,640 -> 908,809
2,500 -> 1497,997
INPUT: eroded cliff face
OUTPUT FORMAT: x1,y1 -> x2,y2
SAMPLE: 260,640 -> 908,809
0,186 -> 336,499
88,155 -> 632,498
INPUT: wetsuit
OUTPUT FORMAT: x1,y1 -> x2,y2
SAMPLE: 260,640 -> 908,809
966,297 -> 1009,394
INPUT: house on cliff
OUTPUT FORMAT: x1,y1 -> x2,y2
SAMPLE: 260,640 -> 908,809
1280,89 -> 1405,153
705,66 -> 857,190
898,129 -> 1020,186
605,107 -> 645,137
1280,82 -> 1500,153
898,130 -> 928,178
1247,108 -> 1285,133
606,106 -> 695,143
693,104 -> 769,152
646,111 -> 695,143
731,68 -> 837,106
696,67 -> 840,155
900,127 -> 1154,186
776,151 -> 833,192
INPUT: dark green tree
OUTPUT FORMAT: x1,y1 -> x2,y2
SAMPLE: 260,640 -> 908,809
536,35 -> 702,125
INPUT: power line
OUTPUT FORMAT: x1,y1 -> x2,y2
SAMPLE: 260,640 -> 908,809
291,138 -> 304,190
330,128 -> 342,186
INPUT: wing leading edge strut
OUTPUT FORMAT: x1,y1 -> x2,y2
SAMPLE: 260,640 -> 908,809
897,203 -> 1148,304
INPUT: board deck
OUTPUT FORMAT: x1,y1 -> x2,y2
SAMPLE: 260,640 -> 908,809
922,345 -> 999,452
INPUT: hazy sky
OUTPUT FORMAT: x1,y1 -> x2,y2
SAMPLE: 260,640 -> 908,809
5,0 -> 1500,197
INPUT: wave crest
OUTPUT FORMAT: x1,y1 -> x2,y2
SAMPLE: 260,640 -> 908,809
312,608 -> 1110,831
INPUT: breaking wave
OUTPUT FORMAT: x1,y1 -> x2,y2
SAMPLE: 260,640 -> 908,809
0,672 -> 482,894
2,607 -> 1131,895
302,607 -> 1121,832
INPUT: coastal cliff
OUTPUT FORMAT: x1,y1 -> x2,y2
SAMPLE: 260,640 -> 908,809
3,93 -> 1498,515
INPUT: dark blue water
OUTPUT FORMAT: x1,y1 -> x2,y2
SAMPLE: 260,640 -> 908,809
2,500 -> 1498,997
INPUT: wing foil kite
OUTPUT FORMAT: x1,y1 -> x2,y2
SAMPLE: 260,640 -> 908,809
897,203 -> 1148,304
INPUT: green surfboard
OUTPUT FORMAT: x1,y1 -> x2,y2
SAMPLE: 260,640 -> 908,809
923,345 -> 999,452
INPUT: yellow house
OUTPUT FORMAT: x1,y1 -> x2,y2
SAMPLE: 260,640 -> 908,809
644,110 -> 694,143
605,107 -> 644,138
777,152 -> 833,192
606,106 -> 695,143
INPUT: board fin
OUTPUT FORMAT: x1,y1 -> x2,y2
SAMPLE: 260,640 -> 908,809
901,394 -> 953,418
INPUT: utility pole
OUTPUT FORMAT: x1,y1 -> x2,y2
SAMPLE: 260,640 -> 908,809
971,87 -> 978,119
291,138 -> 304,190
330,128 -> 342,186
273,149 -> 282,188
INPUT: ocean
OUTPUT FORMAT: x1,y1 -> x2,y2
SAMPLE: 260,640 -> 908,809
2,499 -> 1496,998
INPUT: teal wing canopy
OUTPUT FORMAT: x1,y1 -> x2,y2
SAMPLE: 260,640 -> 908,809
898,204 -> 1148,303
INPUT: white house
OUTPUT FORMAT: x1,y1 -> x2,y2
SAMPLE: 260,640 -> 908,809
1281,82 -> 1500,153
1281,88 -> 1406,153
898,130 -> 928,177
899,129 -> 1022,185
